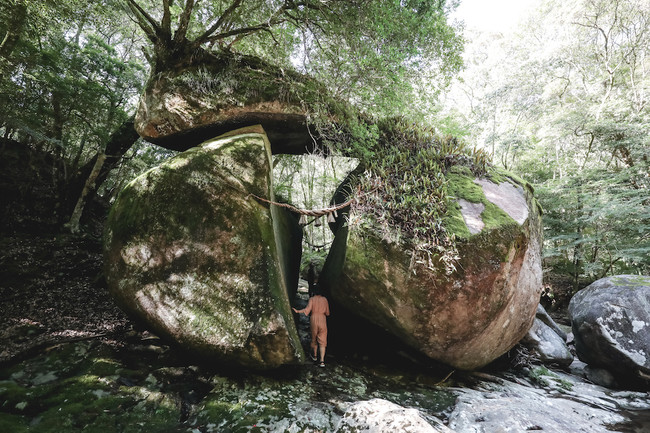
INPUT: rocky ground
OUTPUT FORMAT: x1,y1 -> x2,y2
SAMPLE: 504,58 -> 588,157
1,231 -> 650,432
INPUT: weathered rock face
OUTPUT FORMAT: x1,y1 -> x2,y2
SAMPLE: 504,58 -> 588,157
448,366 -> 643,433
569,275 -> 650,388
323,168 -> 543,370
103,126 -> 303,369
335,399 -> 453,433
135,51 -> 345,154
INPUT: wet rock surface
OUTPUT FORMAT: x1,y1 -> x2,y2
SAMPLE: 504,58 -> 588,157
448,367 -> 650,433
569,275 -> 650,389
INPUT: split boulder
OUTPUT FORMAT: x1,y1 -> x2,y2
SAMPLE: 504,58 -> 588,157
103,126 -> 303,369
323,167 -> 543,370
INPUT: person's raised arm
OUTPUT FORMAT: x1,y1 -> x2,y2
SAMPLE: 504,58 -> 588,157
292,297 -> 313,316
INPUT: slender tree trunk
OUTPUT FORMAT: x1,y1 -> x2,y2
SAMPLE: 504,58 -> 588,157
65,116 -> 139,227
0,0 -> 27,79
65,151 -> 106,233
50,91 -> 65,158
70,133 -> 88,177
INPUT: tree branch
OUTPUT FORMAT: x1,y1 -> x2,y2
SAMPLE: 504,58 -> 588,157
193,0 -> 244,47
206,19 -> 287,44
203,2 -> 293,46
125,0 -> 160,43
161,0 -> 172,39
174,0 -> 196,43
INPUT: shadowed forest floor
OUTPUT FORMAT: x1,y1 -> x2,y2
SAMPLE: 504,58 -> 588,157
0,233 -> 132,365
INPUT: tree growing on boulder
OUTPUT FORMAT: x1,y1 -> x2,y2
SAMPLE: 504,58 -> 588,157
123,0 -> 463,117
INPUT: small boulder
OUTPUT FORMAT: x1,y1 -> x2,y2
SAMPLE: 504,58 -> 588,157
569,275 -> 650,389
535,303 -> 568,341
104,126 -> 303,369
521,318 -> 573,367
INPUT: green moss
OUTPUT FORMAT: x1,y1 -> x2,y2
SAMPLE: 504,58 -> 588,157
481,202 -> 518,232
0,381 -> 30,412
488,166 -> 533,194
446,172 -> 485,204
448,165 -> 473,177
610,275 -> 650,287
0,342 -> 183,433
442,201 -> 472,239
444,170 -> 518,239
104,127 -> 305,368
199,397 -> 291,432
0,413 -> 29,433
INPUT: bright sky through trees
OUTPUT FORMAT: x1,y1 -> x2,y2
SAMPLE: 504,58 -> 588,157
453,0 -> 539,32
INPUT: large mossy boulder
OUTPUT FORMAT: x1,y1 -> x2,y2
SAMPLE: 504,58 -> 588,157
103,126 -> 304,369
135,51 -> 351,154
569,275 -> 650,389
323,167 -> 543,370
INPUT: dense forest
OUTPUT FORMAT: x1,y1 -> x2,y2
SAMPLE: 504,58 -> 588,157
442,0 -> 650,301
1,0 -> 648,303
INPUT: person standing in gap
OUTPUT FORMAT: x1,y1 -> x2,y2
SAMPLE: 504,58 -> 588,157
293,286 -> 330,367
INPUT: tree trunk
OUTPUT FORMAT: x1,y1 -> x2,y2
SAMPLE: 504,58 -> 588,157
0,0 -> 27,73
65,151 -> 106,233
50,91 -> 65,158
65,116 -> 139,226
67,117 -> 139,207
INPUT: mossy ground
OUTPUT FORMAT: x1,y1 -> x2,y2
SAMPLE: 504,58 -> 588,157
1,338 -> 458,433
0,340 -> 183,433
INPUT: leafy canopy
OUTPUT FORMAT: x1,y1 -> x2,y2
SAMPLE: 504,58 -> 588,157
124,0 -> 463,117
444,0 -> 650,290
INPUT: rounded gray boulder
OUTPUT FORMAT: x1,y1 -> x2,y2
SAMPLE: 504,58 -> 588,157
569,275 -> 650,389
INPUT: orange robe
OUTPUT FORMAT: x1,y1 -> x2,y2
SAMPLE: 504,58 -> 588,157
302,295 -> 330,349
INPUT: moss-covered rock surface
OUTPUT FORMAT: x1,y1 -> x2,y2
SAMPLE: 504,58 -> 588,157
104,126 -> 303,369
323,168 -> 543,370
135,51 -> 356,154
0,338 -> 458,433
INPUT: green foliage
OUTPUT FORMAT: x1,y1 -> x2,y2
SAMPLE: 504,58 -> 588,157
539,167 -> 650,288
347,117 -> 490,272
1,0 -> 146,165
445,0 -> 650,294
125,0 -> 463,121
528,366 -> 573,391
99,141 -> 177,202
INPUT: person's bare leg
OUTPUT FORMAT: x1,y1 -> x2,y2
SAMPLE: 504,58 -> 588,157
319,346 -> 326,363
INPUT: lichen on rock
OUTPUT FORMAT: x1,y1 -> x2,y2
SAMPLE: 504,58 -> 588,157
569,275 -> 650,389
